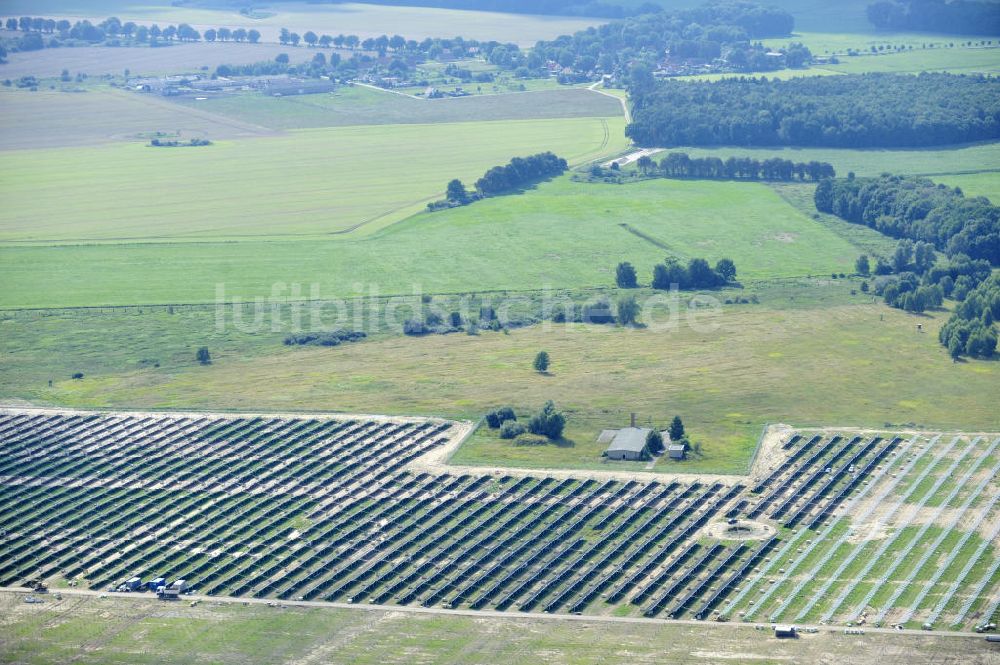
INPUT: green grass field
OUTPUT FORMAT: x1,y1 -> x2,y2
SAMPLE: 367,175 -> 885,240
0,177 -> 859,308
817,46 -> 1000,75
935,172 -> 1000,202
1,592 -> 984,665
653,143 -> 1000,180
4,279 -> 997,475
170,85 -> 623,130
0,117 -> 625,244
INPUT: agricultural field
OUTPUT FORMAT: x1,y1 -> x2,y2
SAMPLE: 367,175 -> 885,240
0,1 -> 598,46
0,409 -> 996,636
0,87 -> 276,150
0,40 -> 337,79
2,594 -> 992,665
168,85 -> 624,130
0,117 -> 626,246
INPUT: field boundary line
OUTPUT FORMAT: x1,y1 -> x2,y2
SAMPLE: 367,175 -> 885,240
0,588 -> 986,637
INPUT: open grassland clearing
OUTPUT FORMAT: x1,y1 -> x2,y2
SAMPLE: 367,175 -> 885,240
0,117 -> 626,245
0,40 -> 336,79
0,1 -> 598,46
1,593 -> 992,665
170,85 -> 623,130
817,46 -> 1000,75
0,176 -> 858,307
936,172 -> 1000,203
0,410 -> 996,636
655,142 -> 1000,180
0,87 -> 275,150
5,280 -> 997,475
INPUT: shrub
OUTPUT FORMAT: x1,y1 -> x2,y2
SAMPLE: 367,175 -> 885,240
514,434 -> 549,446
616,261 -> 638,288
403,318 -> 427,335
71,372 -> 84,380
533,351 -> 550,373
196,346 -> 211,365
485,406 -> 516,428
646,429 -> 664,454
528,401 -> 565,440
499,421 -> 526,439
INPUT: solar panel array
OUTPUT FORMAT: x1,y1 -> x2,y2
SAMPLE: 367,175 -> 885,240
0,411 -> 996,629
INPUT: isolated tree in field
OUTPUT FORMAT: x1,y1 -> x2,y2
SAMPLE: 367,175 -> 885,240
616,261 -> 637,288
446,179 -> 468,204
289,32 -> 301,46
275,53 -> 289,64
196,347 -> 212,365
533,351 -> 550,373
669,416 -> 685,441
217,27 -> 232,42
855,254 -> 870,276
715,258 -> 737,282
637,154 -> 654,174
616,296 -> 641,326
247,29 -> 260,43
204,28 -> 216,42
279,27 -> 290,44
319,34 -> 332,48
304,31 -> 317,46
312,52 -> 326,67
646,429 -> 664,455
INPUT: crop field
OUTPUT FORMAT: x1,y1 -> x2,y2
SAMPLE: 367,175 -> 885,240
0,1 -> 598,46
0,87 -> 276,150
169,86 -> 624,130
1,409 -> 996,633
0,117 -> 625,245
0,40 -> 338,79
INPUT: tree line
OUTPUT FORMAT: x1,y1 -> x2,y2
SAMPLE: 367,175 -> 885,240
627,73 -> 1000,148
636,151 -> 835,181
867,0 -> 1000,35
2,15 -> 262,47
616,257 -> 737,290
431,152 -> 568,210
815,174 -> 1000,265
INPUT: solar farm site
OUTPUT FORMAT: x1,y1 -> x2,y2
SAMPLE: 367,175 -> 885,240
1,408 -> 998,632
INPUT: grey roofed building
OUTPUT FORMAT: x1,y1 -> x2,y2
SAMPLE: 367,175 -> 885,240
668,443 -> 687,460
604,427 -> 652,461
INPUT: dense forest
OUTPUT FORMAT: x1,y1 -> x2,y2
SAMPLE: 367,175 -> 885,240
867,0 -> 1000,35
939,274 -> 1000,358
627,73 -> 1000,148
815,174 -> 1000,265
530,1 -> 797,80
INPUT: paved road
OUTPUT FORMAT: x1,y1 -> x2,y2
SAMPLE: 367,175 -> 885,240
4,587 -> 987,640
